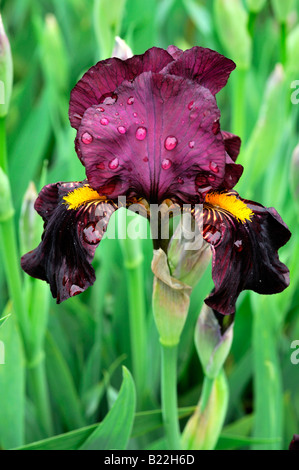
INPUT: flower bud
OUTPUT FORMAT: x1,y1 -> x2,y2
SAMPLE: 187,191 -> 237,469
195,304 -> 234,379
0,15 -> 13,117
245,0 -> 267,13
182,370 -> 229,450
271,0 -> 294,23
152,249 -> 192,347
214,0 -> 252,69
41,14 -> 68,93
286,25 -> 299,78
94,0 -> 127,58
0,167 -> 14,222
19,182 -> 43,254
112,36 -> 133,60
167,216 -> 211,288
291,144 -> 299,210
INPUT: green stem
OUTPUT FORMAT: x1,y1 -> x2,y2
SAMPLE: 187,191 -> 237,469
232,68 -> 247,141
248,11 -> 257,39
0,217 -> 30,349
0,117 -> 8,172
0,116 -> 53,437
280,22 -> 287,66
28,360 -> 54,436
200,376 -> 215,413
161,344 -> 181,450
119,210 -> 147,408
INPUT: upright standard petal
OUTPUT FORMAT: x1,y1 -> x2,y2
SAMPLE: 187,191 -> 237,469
76,72 -> 227,203
161,46 -> 236,95
21,181 -> 118,302
69,47 -> 174,129
194,191 -> 291,314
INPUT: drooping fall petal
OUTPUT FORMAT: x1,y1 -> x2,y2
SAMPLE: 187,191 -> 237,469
194,191 -> 291,314
21,181 -> 117,302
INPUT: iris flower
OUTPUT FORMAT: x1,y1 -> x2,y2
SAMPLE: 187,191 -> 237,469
21,46 -> 291,314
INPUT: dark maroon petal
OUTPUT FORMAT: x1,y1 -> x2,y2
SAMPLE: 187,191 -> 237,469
69,47 -> 174,129
21,182 -> 117,303
77,72 -> 227,203
221,152 -> 243,190
289,435 -> 299,450
161,47 -> 236,95
217,131 -> 243,189
221,131 -> 241,162
197,194 -> 291,314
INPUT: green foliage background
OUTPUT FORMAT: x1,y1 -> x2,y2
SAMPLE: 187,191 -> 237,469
0,0 -> 298,450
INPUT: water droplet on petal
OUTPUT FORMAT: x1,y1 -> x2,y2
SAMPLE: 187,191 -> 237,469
188,101 -> 194,110
100,117 -> 109,125
135,126 -> 147,141
203,224 -> 221,245
115,112 -> 119,116
117,126 -> 127,134
108,157 -> 119,170
209,161 -> 219,173
177,177 -> 184,184
188,141 -> 195,149
143,156 -> 149,163
164,135 -> 178,151
83,222 -> 102,245
62,276 -> 68,286
127,96 -> 135,105
234,240 -> 243,252
161,158 -> 172,170
70,285 -> 84,297
133,112 -> 138,118
97,106 -> 105,112
208,174 -> 216,182
81,132 -> 93,144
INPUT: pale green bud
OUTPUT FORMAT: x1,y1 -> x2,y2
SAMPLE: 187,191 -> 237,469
271,0 -> 294,23
112,36 -> 133,60
214,0 -> 252,69
291,144 -> 299,210
94,0 -> 126,59
286,25 -> 299,78
19,182 -> 43,255
41,14 -> 68,93
195,304 -> 234,379
246,0 -> 267,13
0,167 -> 14,222
0,15 -> 13,117
168,217 -> 211,288
152,249 -> 192,347
182,371 -> 229,450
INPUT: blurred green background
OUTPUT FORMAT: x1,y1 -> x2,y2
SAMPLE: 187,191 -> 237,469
0,0 -> 299,450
